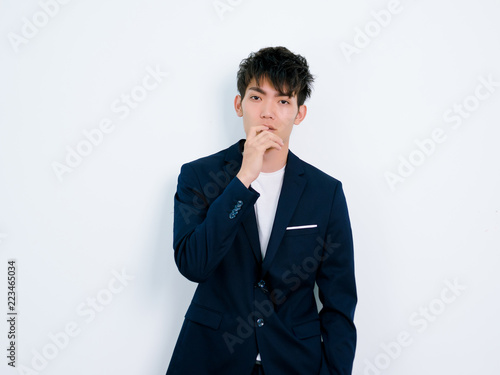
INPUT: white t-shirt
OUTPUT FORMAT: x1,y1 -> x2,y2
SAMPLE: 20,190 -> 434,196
250,164 -> 286,260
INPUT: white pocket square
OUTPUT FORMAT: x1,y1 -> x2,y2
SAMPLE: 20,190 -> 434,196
286,224 -> 318,230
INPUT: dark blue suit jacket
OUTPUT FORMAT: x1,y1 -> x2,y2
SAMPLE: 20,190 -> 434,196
166,139 -> 357,375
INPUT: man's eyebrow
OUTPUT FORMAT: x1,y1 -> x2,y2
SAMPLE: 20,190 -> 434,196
247,86 -> 292,98
248,86 -> 266,95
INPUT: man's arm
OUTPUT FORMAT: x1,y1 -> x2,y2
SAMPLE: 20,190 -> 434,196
174,127 -> 283,282
173,162 -> 259,282
316,181 -> 357,375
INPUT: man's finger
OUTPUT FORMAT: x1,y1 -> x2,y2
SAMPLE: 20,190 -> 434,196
250,125 -> 270,137
254,130 -> 284,146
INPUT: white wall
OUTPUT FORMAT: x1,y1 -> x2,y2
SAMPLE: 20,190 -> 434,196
1,0 -> 499,374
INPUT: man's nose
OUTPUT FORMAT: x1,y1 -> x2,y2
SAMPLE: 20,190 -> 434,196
260,101 -> 275,119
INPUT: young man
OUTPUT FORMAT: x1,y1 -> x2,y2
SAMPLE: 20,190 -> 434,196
166,47 -> 357,375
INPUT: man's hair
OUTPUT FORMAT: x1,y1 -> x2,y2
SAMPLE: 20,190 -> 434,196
237,46 -> 314,107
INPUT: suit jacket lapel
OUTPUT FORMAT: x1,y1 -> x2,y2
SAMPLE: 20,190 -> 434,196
262,150 -> 306,275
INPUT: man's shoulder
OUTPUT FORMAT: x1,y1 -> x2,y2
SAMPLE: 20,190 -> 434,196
292,151 -> 342,188
178,140 -> 241,175
184,147 -> 226,168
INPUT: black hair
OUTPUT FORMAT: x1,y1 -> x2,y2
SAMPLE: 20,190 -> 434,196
237,46 -> 314,107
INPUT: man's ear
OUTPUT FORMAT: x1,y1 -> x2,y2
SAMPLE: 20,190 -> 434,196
234,95 -> 243,117
294,105 -> 307,125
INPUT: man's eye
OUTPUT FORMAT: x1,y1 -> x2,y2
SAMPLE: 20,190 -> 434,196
250,96 -> 260,100
279,100 -> 289,104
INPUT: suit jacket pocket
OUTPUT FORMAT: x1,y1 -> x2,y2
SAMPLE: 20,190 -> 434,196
185,303 -> 222,330
292,318 -> 321,339
285,226 -> 319,237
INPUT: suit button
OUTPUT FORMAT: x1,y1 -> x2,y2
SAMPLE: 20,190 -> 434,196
257,280 -> 266,289
256,318 -> 264,327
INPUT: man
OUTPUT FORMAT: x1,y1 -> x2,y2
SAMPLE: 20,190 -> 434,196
166,46 -> 357,375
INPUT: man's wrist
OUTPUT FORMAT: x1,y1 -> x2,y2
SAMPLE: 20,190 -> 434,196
236,172 -> 253,188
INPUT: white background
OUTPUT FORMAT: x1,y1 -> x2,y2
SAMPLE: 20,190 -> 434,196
1,0 -> 499,374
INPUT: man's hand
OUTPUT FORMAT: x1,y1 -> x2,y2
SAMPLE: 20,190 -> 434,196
236,125 -> 284,188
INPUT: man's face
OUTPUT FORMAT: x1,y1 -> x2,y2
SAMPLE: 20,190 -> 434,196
234,77 -> 307,147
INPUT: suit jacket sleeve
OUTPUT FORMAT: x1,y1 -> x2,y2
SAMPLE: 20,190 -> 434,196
316,181 -> 357,375
173,163 -> 260,283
